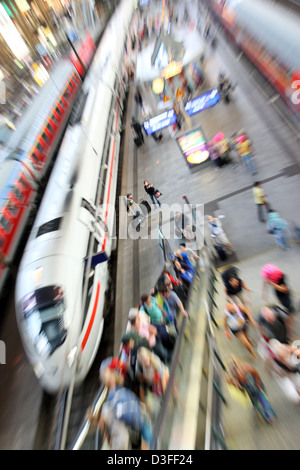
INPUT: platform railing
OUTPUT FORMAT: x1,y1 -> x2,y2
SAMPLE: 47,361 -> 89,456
152,201 -> 227,450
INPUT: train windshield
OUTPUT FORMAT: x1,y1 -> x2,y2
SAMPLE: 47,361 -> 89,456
20,285 -> 67,357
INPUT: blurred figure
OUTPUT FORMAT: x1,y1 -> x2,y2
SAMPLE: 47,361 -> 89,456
257,305 -> 289,345
144,180 -> 161,208
131,117 -> 144,147
224,301 -> 256,359
208,215 -> 233,252
266,339 -> 300,404
236,134 -> 256,175
227,356 -> 276,423
221,266 -> 251,307
134,87 -> 144,110
261,264 -> 294,314
267,209 -> 289,250
126,193 -> 141,219
218,73 -> 234,103
208,142 -> 222,168
99,367 -> 153,450
253,182 -> 268,222
174,211 -> 190,239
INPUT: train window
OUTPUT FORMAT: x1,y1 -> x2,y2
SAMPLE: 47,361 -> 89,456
55,106 -> 62,116
31,152 -> 39,164
36,142 -> 44,153
42,133 -> 49,144
13,187 -> 23,201
59,99 -> 65,108
51,113 -> 58,125
46,122 -> 53,132
0,237 -> 4,250
19,177 -> 28,189
6,202 -> 18,217
20,286 -> 67,357
0,216 -> 12,233
36,217 -> 62,237
81,198 -> 96,217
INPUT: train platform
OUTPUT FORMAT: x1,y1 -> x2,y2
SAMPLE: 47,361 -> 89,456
1,1 -> 300,451
114,11 -> 300,449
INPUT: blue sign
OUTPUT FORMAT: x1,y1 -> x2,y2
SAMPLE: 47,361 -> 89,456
143,109 -> 177,135
184,89 -> 220,116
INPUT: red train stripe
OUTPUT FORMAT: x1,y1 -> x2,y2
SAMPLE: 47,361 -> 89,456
81,281 -> 101,352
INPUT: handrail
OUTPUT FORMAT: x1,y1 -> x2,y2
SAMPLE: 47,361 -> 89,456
70,385 -> 108,450
150,258 -> 197,449
151,198 -> 227,450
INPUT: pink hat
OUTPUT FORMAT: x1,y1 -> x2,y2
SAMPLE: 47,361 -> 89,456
261,264 -> 283,283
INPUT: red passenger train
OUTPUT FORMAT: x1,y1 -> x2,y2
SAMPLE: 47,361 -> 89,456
0,36 -> 95,294
207,0 -> 300,119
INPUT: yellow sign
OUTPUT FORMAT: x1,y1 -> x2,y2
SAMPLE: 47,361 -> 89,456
162,61 -> 182,80
152,78 -> 164,94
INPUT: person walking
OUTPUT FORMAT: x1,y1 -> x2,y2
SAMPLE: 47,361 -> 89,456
221,266 -> 252,307
253,182 -> 267,222
134,87 -> 144,109
227,356 -> 276,423
237,135 -> 256,175
144,180 -> 161,208
261,264 -> 294,339
224,301 -> 257,359
131,117 -> 144,147
267,209 -> 289,250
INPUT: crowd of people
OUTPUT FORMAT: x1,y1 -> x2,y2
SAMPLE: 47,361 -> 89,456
208,129 -> 257,175
91,243 -> 197,450
222,262 -> 300,422
102,2 -> 300,448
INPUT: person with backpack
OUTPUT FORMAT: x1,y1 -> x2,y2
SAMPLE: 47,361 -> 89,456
99,366 -> 153,450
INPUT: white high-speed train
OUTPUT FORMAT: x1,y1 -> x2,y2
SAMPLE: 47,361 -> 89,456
14,0 -> 136,394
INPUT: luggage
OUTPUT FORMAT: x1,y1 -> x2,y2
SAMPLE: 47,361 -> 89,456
215,243 -> 227,261
140,200 -> 151,214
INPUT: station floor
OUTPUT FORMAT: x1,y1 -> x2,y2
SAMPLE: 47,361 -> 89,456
1,10 -> 300,450
115,22 -> 300,449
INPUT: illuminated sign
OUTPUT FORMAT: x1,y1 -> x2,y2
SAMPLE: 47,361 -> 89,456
176,128 -> 210,166
184,89 -> 220,116
162,61 -> 182,80
143,109 -> 176,135
152,77 -> 164,94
